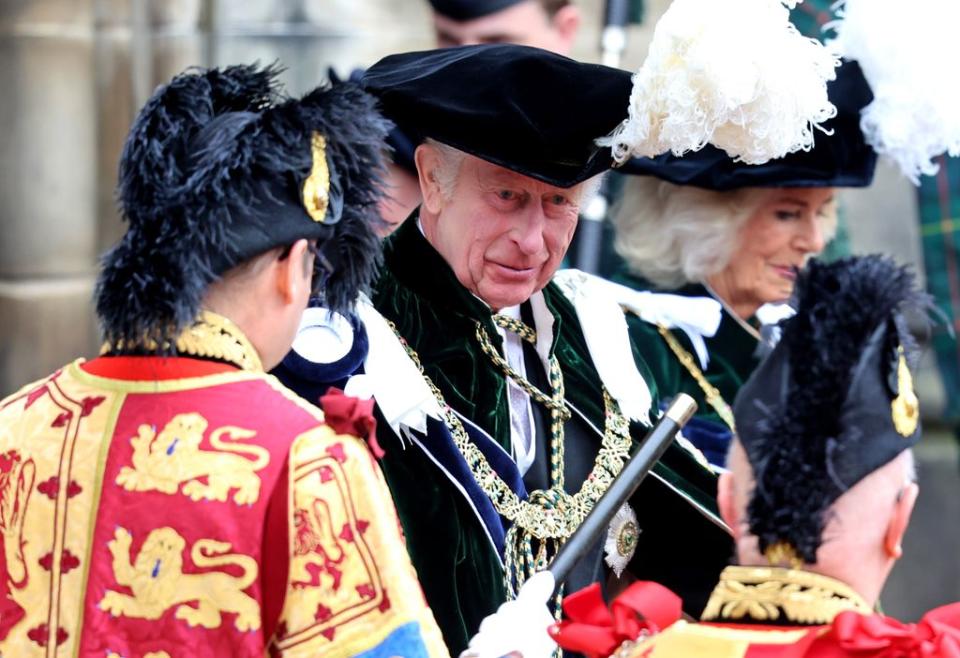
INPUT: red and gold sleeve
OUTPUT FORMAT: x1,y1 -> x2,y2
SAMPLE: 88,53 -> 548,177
268,423 -> 449,658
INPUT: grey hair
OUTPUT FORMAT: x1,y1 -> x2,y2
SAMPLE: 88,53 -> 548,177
613,178 -> 840,289
613,177 -> 771,288
423,138 -> 603,207
423,138 -> 466,201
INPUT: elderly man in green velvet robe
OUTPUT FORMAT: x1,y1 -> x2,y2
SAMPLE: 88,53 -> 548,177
355,44 -> 733,655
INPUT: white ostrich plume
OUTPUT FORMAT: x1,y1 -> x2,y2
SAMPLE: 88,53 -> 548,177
830,0 -> 960,183
602,0 -> 839,166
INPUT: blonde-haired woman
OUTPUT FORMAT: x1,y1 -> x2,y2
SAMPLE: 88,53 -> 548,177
613,61 -> 876,466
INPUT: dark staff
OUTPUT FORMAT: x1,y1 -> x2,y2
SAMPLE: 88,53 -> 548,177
548,393 -> 698,589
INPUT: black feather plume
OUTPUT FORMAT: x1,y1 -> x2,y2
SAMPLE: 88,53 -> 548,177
741,255 -> 927,563
95,63 -> 389,351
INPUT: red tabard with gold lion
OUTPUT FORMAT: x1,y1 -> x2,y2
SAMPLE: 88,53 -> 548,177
0,356 -> 448,658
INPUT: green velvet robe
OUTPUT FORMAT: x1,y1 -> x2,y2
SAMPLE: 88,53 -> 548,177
373,219 -> 733,654
615,272 -> 764,432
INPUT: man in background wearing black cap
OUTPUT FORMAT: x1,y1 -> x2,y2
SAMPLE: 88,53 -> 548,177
553,255 -> 960,657
0,65 -> 450,657
428,0 -> 580,52
360,44 -> 732,654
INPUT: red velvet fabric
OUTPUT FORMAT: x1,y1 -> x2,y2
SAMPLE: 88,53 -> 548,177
550,581 -> 683,658
320,388 -> 384,458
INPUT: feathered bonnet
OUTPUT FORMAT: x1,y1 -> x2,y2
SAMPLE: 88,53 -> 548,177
95,63 -> 391,351
733,255 -> 927,564
619,61 -> 877,190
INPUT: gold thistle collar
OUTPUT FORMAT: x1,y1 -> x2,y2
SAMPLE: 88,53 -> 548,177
701,565 -> 872,626
103,311 -> 263,372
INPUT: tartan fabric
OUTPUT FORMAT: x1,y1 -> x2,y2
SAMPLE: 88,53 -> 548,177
917,155 -> 960,420
789,0 -> 851,263
794,1 -> 960,422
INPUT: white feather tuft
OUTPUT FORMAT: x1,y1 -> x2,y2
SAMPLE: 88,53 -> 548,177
603,0 -> 838,166
830,0 -> 960,183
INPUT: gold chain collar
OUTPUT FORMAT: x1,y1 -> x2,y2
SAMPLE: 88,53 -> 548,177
655,324 -> 736,431
703,282 -> 764,342
102,311 -> 263,372
387,319 -> 633,603
701,565 -> 872,626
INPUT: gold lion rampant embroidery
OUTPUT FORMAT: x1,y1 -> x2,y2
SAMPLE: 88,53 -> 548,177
116,412 -> 269,504
99,527 -> 260,631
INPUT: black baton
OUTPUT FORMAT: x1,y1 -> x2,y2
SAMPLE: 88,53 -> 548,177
548,394 -> 698,589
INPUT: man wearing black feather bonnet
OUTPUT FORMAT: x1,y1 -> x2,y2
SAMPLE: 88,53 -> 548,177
0,64 -> 451,656
551,255 -> 960,658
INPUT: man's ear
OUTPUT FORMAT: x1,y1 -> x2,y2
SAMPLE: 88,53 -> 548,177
884,481 -> 918,559
415,144 -> 445,215
717,471 -> 740,542
275,239 -> 310,305
550,4 -> 581,53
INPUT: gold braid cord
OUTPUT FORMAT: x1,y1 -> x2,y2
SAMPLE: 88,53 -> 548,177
701,566 -> 872,625
389,318 -> 633,606
103,311 -> 264,372
655,324 -> 736,431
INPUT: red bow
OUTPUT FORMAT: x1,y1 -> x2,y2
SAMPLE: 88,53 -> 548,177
832,604 -> 960,658
319,388 -> 384,458
549,582 -> 682,658
786,604 -> 960,658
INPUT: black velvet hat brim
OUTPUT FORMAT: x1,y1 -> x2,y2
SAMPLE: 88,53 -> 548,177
362,44 -> 633,188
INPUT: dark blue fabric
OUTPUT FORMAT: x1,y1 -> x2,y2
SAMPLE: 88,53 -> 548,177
682,416 -> 733,469
414,416 -> 509,555
271,310 -> 369,406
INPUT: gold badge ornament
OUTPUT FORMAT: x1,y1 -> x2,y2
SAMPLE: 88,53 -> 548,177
302,132 -> 331,223
891,347 -> 919,437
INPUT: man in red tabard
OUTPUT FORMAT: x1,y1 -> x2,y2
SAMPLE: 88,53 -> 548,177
0,64 -> 448,657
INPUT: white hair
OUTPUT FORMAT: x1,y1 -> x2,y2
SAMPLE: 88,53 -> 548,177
422,137 -> 602,206
613,178 -> 841,289
613,177 -> 770,288
422,138 -> 466,201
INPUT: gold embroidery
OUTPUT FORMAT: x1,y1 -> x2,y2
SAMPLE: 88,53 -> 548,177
389,319 -> 633,616
290,497 -> 346,587
622,621 -> 812,658
0,451 -> 36,589
617,521 -> 640,557
763,541 -> 804,570
170,312 -> 263,372
103,311 -> 263,372
99,527 -> 260,630
892,348 -> 919,437
302,132 -> 331,223
701,566 -> 871,625
656,324 -> 736,431
116,412 -> 269,505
